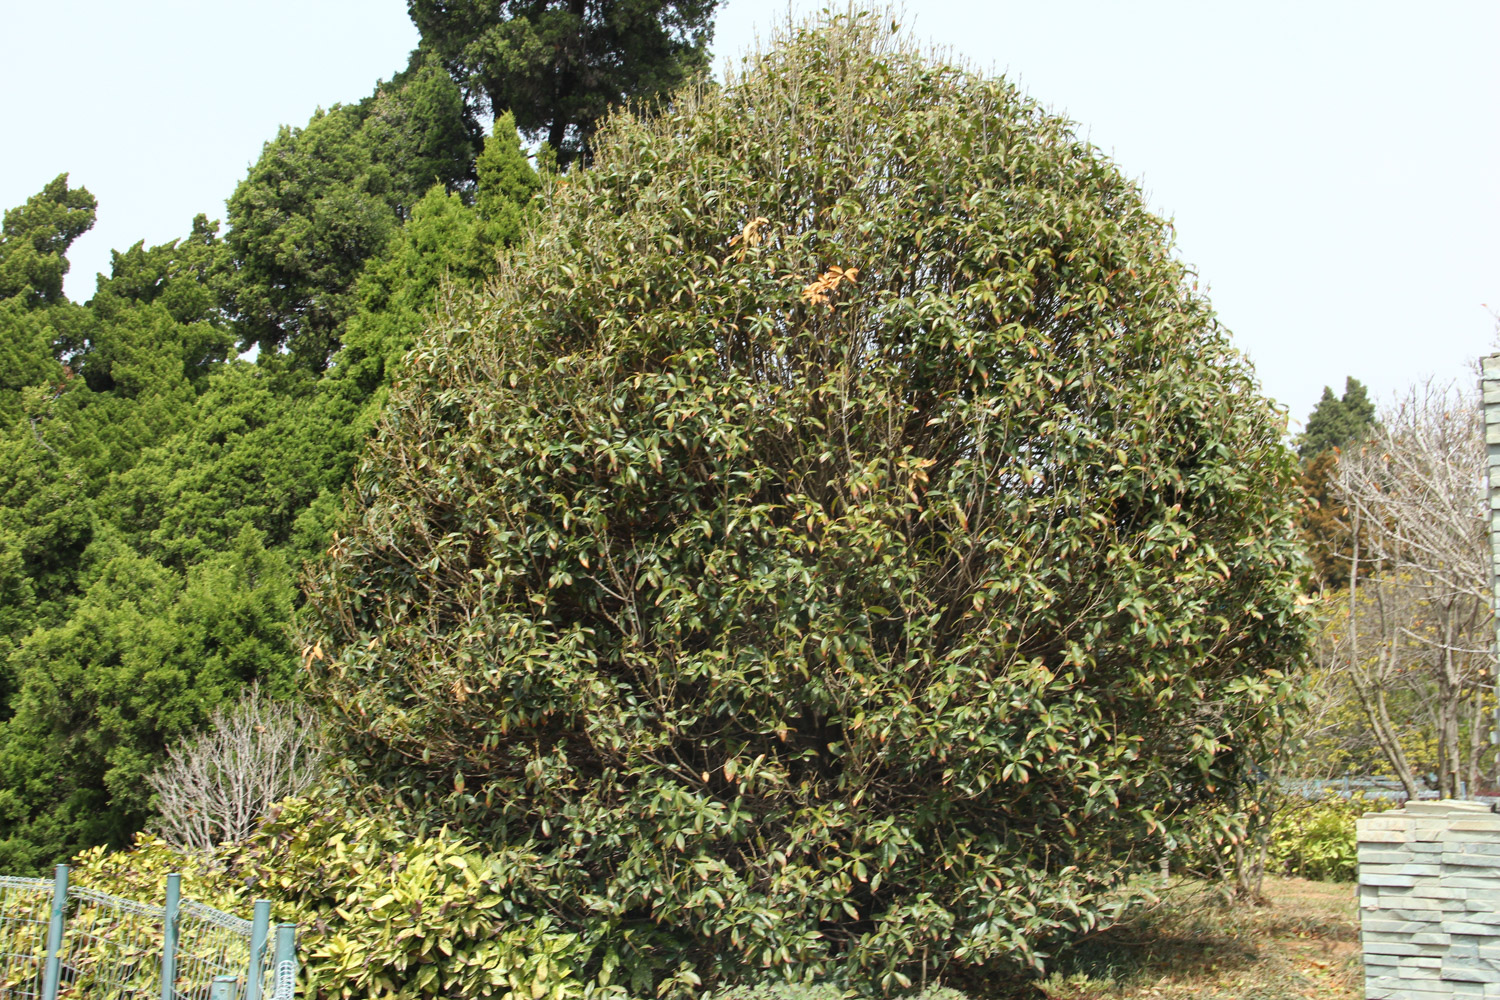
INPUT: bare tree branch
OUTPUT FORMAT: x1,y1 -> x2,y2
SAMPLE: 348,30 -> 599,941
1328,377 -> 1494,798
146,685 -> 326,852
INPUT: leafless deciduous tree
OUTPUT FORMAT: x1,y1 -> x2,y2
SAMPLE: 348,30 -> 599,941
146,686 -> 326,852
1330,378 -> 1494,799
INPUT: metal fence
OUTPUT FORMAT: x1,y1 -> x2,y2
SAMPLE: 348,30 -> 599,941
1282,776 -> 1500,805
0,865 -> 295,1000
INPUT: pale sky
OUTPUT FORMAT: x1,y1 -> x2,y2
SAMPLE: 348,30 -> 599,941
1,1 -> 1495,425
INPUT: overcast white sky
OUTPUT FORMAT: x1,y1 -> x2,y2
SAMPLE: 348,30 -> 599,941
1,1 -> 1495,425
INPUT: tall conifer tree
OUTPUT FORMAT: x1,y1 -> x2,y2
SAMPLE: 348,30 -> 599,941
408,0 -> 722,164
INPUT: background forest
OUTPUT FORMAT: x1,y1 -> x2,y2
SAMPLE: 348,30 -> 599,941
0,0 -> 716,871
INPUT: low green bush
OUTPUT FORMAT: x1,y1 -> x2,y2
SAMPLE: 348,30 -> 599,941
1266,793 -> 1378,882
1161,791 -> 1382,886
72,796 -> 601,1000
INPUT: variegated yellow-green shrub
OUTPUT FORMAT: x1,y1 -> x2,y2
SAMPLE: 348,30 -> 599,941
72,797 -> 599,1000
299,8 -> 1310,997
1267,793 -> 1385,882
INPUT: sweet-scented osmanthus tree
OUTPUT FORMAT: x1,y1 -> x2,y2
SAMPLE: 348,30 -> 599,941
305,13 -> 1310,992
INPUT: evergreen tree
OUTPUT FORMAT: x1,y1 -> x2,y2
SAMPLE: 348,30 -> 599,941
1298,448 -> 1347,588
107,363 -> 360,568
90,215 -> 225,328
221,107 -> 401,371
332,188 -> 485,411
0,207 -> 265,866
0,102 -> 541,871
475,110 -> 541,246
0,417 -> 92,649
329,112 -> 538,420
1300,376 -> 1377,459
408,0 -> 722,164
1296,377 -> 1380,589
221,66 -> 472,371
0,299 -> 63,425
0,529 -> 296,871
353,61 -> 479,216
306,14 -> 1310,986
0,174 -> 97,308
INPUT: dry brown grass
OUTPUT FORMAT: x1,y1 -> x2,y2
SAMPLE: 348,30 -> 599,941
1036,878 -> 1360,1000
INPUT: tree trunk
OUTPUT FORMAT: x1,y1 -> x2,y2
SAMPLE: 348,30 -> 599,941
1347,512 -> 1421,799
1440,606 -> 1463,798
545,0 -> 589,160
1466,699 -> 1482,796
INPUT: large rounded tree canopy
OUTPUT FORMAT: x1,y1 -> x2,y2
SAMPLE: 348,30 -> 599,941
305,12 -> 1308,992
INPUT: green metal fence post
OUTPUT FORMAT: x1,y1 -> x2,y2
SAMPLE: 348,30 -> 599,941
161,872 -> 182,1000
209,974 -> 240,1000
40,863 -> 68,1000
272,923 -> 297,999
245,899 -> 271,1000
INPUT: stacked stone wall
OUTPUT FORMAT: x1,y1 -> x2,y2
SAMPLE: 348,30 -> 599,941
1358,800 -> 1500,998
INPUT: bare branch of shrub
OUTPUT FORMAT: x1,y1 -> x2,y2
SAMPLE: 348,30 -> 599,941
146,685 -> 326,852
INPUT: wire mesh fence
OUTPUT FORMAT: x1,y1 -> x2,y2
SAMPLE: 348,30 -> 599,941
0,867 -> 295,1000
175,901 -> 259,1000
0,877 -> 51,999
56,885 -> 165,998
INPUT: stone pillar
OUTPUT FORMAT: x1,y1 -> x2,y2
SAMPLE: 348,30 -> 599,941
1483,354 -> 1500,755
1358,800 -> 1500,998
